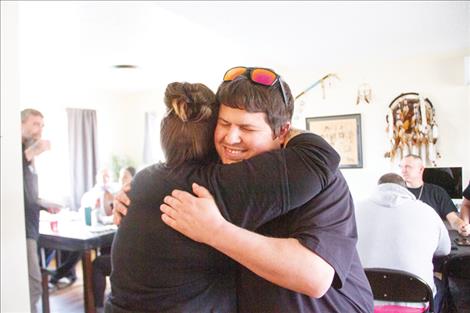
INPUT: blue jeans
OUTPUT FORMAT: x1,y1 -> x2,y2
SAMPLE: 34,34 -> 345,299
434,276 -> 444,313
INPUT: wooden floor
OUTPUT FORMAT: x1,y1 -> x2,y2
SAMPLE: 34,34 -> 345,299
45,261 -> 109,313
43,262 -> 468,313
49,282 -> 87,313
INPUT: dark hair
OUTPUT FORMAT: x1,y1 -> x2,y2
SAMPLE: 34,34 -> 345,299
125,166 -> 136,177
378,173 -> 406,188
160,82 -> 218,168
216,73 -> 294,137
21,108 -> 43,122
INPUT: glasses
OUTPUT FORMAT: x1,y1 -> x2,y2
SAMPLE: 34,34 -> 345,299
223,66 -> 288,107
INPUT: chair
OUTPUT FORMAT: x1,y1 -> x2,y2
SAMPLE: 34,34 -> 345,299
440,254 -> 470,313
364,268 -> 434,313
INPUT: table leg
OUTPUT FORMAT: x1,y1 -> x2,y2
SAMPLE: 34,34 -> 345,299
41,269 -> 50,313
82,250 -> 96,313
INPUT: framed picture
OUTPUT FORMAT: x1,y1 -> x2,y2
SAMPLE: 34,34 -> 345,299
306,114 -> 363,168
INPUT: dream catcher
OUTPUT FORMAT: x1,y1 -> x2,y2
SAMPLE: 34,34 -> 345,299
385,92 -> 440,165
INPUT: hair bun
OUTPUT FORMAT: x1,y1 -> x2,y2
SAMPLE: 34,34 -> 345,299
164,82 -> 216,123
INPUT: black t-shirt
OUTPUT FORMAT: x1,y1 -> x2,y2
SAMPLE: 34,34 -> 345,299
408,183 -> 457,220
237,170 -> 374,313
109,133 -> 371,312
463,182 -> 470,200
22,143 -> 40,240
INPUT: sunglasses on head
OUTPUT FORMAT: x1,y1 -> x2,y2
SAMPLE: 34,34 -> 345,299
223,66 -> 288,107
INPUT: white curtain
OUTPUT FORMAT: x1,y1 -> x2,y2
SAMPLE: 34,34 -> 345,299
67,108 -> 98,210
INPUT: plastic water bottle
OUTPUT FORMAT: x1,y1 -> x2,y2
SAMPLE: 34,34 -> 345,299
91,198 -> 100,226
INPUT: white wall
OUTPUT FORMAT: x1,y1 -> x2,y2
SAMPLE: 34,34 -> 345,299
1,2 -> 31,311
288,51 -> 470,201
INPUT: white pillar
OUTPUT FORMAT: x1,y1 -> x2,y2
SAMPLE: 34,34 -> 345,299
1,1 -> 32,312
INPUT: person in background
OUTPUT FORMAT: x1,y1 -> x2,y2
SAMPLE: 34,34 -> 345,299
355,173 -> 450,311
461,181 -> 470,226
82,168 -> 118,218
21,108 -> 57,313
49,168 -> 116,288
92,166 -> 135,311
118,166 -> 135,187
115,67 -> 373,312
400,154 -> 470,236
400,154 -> 469,311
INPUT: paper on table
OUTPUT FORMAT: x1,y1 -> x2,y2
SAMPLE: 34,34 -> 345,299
88,224 -> 117,233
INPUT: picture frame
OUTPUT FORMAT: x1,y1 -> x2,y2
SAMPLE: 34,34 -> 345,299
306,113 -> 363,168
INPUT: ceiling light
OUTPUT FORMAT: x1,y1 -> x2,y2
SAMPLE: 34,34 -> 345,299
113,65 -> 137,69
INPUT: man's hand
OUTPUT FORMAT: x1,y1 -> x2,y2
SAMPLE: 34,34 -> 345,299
160,183 -> 226,245
458,222 -> 470,237
47,207 -> 61,214
24,139 -> 51,161
37,198 -> 62,214
448,211 -> 470,236
113,183 -> 131,226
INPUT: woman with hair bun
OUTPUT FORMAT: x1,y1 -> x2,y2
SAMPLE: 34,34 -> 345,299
107,82 -> 340,313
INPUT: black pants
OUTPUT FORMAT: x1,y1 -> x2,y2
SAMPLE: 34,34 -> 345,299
434,276 -> 444,313
50,251 -> 82,283
93,254 -> 112,307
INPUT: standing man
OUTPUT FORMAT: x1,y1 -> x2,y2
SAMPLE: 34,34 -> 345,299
400,154 -> 470,236
21,108 -> 51,313
156,67 -> 373,312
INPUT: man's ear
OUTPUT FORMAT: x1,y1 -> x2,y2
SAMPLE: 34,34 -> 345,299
418,162 -> 425,175
277,122 -> 291,145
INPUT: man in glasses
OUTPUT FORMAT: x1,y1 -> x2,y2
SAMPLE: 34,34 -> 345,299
114,67 -> 373,312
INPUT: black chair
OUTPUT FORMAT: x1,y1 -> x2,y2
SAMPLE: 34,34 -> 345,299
440,254 -> 470,313
365,267 -> 434,313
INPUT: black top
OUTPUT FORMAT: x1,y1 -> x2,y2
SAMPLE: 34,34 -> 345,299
463,182 -> 470,200
109,133 -> 348,313
23,143 -> 40,240
408,183 -> 458,220
237,171 -> 374,313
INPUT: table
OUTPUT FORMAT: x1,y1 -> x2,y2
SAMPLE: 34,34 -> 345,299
433,227 -> 470,272
448,229 -> 470,255
38,211 -> 116,313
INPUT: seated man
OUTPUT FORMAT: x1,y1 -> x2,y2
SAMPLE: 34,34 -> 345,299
356,173 -> 451,311
400,154 -> 470,236
81,167 -> 118,223
49,168 -> 117,288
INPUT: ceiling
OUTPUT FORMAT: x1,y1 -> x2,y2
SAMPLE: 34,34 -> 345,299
17,1 -> 470,92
